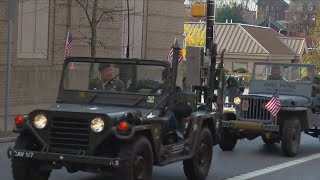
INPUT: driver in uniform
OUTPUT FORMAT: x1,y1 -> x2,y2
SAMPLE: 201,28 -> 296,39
267,66 -> 286,81
89,63 -> 124,91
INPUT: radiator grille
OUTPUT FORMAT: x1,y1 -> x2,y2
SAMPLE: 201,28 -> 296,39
49,117 -> 89,151
238,97 -> 271,121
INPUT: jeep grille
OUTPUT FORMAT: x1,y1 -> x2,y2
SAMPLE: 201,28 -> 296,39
237,97 -> 271,121
49,117 -> 89,152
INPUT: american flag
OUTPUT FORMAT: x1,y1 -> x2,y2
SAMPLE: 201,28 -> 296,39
264,91 -> 281,117
65,30 -> 73,57
167,46 -> 183,63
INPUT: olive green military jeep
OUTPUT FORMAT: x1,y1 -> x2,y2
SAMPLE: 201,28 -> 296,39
7,55 -> 223,180
220,62 -> 320,157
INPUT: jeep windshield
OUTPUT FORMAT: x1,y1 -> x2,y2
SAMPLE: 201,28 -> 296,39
253,63 -> 315,83
249,62 -> 316,96
57,58 -> 169,106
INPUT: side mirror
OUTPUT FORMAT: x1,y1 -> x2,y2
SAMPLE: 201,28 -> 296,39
191,4 -> 206,17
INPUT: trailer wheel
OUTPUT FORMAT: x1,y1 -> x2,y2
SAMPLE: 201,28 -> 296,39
219,129 -> 237,151
117,136 -> 153,180
183,127 -> 213,180
281,118 -> 301,157
11,135 -> 51,180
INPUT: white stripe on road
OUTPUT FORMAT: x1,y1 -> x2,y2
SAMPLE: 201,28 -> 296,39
226,153 -> 320,180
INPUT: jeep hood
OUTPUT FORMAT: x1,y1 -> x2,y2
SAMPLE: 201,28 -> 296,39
47,103 -> 159,118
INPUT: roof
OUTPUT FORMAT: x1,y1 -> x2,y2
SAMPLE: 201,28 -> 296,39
241,24 -> 293,55
254,20 -> 286,31
278,37 -> 308,55
184,22 -> 294,55
257,0 -> 289,6
216,24 -> 268,54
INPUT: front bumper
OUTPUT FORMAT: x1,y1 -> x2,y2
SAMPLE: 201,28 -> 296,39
222,120 -> 279,132
7,147 -> 120,168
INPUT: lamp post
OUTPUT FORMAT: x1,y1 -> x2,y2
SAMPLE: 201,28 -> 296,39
4,0 -> 16,132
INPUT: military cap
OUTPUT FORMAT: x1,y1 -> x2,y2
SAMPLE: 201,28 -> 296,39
98,63 -> 111,71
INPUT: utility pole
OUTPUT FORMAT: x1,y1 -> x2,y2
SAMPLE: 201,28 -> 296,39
205,0 -> 217,111
4,0 -> 16,132
126,0 -> 130,58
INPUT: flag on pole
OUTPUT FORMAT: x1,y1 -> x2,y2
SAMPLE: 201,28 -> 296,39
264,91 -> 281,117
65,30 -> 73,57
167,39 -> 183,63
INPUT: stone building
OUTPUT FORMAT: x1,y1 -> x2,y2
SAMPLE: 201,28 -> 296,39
0,0 -> 184,131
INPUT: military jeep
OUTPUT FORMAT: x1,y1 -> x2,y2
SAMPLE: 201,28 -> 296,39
220,62 -> 320,157
7,55 -> 222,180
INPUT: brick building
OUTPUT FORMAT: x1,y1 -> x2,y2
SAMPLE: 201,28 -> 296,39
0,0 -> 184,131
257,0 -> 289,21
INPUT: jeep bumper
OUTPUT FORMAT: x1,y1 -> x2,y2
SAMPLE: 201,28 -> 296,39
7,147 -> 120,167
222,120 -> 279,132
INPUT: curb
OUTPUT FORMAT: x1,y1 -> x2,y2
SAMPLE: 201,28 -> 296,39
0,136 -> 17,143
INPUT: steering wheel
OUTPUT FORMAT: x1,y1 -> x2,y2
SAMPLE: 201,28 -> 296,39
138,84 -> 162,93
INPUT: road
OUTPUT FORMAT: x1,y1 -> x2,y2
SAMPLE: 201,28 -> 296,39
1,134 -> 320,180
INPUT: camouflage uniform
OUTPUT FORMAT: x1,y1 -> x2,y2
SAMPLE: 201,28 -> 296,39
88,77 -> 125,91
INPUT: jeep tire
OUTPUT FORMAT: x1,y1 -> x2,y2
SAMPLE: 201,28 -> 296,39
219,129 -> 237,151
183,127 -> 213,180
11,135 -> 51,180
118,136 -> 153,180
281,118 -> 301,157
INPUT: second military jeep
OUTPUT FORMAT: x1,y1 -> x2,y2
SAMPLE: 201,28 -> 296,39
7,56 -> 222,180
221,62 -> 320,157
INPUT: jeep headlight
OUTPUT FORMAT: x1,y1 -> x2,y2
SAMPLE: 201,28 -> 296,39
234,97 -> 241,105
33,114 -> 48,129
91,118 -> 104,133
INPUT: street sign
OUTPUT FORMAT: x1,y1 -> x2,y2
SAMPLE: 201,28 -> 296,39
6,0 -> 17,20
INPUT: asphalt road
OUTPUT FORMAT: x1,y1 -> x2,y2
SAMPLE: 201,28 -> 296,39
1,133 -> 320,180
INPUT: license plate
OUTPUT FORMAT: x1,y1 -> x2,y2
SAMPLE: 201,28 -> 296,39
242,100 -> 249,111
12,150 -> 34,158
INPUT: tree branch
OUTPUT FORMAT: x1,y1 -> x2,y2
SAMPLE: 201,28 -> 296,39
74,0 -> 92,27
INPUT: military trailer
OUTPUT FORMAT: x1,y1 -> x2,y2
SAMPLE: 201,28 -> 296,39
220,62 -> 320,157
7,42 -> 225,180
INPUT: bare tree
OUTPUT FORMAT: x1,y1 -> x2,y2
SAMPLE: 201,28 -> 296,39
69,0 -> 135,58
287,0 -> 318,35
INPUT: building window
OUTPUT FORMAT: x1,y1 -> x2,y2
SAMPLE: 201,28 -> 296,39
17,0 -> 49,59
232,62 -> 248,71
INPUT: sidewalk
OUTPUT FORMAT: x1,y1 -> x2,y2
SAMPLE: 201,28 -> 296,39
0,131 -> 17,143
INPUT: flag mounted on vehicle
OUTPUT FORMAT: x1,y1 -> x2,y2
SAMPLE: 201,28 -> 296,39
167,38 -> 183,64
264,90 -> 281,116
65,29 -> 73,57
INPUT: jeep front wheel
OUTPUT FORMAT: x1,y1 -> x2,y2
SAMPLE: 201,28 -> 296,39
281,118 -> 301,157
11,135 -> 51,180
183,127 -> 213,180
219,129 -> 237,151
117,136 -> 153,180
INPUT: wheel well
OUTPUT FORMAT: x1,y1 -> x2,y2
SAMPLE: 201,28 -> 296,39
278,110 -> 308,131
134,130 -> 158,164
202,118 -> 217,144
